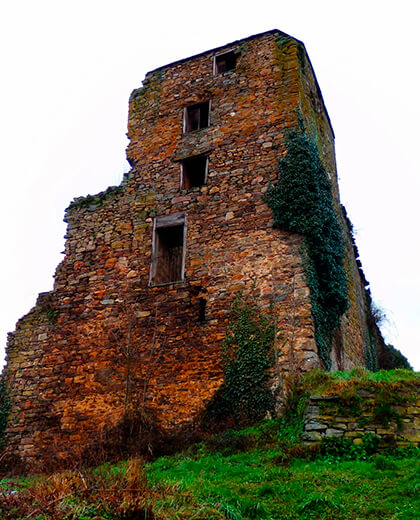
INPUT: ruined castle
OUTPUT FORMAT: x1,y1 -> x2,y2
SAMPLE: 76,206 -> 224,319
3,30 -> 377,465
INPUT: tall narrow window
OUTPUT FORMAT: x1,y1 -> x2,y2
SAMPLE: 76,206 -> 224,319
150,213 -> 186,285
181,155 -> 208,189
198,298 -> 206,322
184,101 -> 210,133
214,50 -> 237,74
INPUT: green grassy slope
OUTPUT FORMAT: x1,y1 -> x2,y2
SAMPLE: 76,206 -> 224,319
1,369 -> 419,519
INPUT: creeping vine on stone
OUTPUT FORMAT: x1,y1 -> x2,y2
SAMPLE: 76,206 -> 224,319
206,295 -> 275,426
265,123 -> 348,368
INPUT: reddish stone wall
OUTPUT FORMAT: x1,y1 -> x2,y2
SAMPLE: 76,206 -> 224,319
294,37 -> 371,369
3,30 -> 370,465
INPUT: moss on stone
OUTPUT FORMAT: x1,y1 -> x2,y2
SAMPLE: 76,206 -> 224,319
67,185 -> 124,212
303,368 -> 419,428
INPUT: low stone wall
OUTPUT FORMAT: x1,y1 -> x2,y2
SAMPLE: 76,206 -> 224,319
302,394 -> 420,448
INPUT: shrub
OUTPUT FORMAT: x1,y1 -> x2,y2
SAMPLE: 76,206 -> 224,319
205,430 -> 254,455
320,436 -> 353,458
379,344 -> 413,370
373,401 -> 403,429
0,457 -> 155,520
81,408 -> 166,466
374,455 -> 397,470
320,433 -> 381,461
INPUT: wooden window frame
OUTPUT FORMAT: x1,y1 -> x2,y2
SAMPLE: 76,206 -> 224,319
213,49 -> 238,75
180,154 -> 209,190
183,101 -> 211,133
149,212 -> 187,286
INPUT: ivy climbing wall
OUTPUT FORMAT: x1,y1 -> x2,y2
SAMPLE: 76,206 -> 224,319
3,30 -> 373,467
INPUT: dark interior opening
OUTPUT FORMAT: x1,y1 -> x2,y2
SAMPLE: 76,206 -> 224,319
182,155 -> 207,189
215,51 -> 237,74
184,102 -> 210,132
198,298 -> 206,322
154,224 -> 184,284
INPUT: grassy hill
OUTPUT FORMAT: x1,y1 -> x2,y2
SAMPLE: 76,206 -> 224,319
1,369 -> 419,519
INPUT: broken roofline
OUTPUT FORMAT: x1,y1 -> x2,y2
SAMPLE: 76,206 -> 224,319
142,28 -> 334,139
146,29 -> 284,74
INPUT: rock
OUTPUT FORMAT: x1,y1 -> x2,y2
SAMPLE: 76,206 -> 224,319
305,419 -> 327,431
302,431 -> 322,441
325,428 -> 344,437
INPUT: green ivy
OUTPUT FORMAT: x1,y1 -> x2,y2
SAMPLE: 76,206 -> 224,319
206,297 -> 275,426
265,125 -> 348,368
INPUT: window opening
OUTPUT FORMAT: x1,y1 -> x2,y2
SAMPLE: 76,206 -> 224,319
198,298 -> 207,322
151,213 -> 186,285
181,155 -> 208,189
214,51 -> 237,74
184,102 -> 210,132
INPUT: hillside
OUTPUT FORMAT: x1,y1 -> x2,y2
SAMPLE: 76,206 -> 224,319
1,369 -> 419,519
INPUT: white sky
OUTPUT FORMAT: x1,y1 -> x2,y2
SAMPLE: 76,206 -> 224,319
0,0 -> 419,370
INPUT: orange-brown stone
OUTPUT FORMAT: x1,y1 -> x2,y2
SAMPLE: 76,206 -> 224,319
3,30 -> 374,467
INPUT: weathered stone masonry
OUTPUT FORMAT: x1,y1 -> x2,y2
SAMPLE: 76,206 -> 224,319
302,393 -> 420,447
3,30 -> 373,464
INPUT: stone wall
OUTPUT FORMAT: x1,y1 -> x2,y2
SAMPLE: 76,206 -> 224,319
3,30 -> 372,466
294,39 -> 371,370
302,394 -> 420,448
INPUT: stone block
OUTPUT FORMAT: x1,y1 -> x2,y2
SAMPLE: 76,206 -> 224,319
2,29 -> 379,467
301,431 -> 322,442
305,419 -> 327,431
344,431 -> 359,438
407,407 -> 419,415
325,428 -> 344,437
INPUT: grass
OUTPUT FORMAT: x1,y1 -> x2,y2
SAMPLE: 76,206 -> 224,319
1,429 -> 418,519
1,369 -> 419,519
301,368 -> 420,427
302,367 -> 419,392
147,448 -> 419,519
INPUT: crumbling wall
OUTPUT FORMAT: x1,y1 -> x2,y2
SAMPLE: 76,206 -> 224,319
302,393 -> 420,447
291,37 -> 371,369
2,30 -> 371,466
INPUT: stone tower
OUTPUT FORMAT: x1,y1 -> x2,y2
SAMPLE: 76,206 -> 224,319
3,29 -> 373,466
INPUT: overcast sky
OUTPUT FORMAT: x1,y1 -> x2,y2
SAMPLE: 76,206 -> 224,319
1,0 -> 419,370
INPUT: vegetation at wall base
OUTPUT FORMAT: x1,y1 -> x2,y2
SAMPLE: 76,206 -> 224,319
302,368 -> 419,428
1,417 -> 418,519
204,296 -> 275,427
302,367 -> 418,393
1,369 -> 419,519
265,123 -> 348,369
